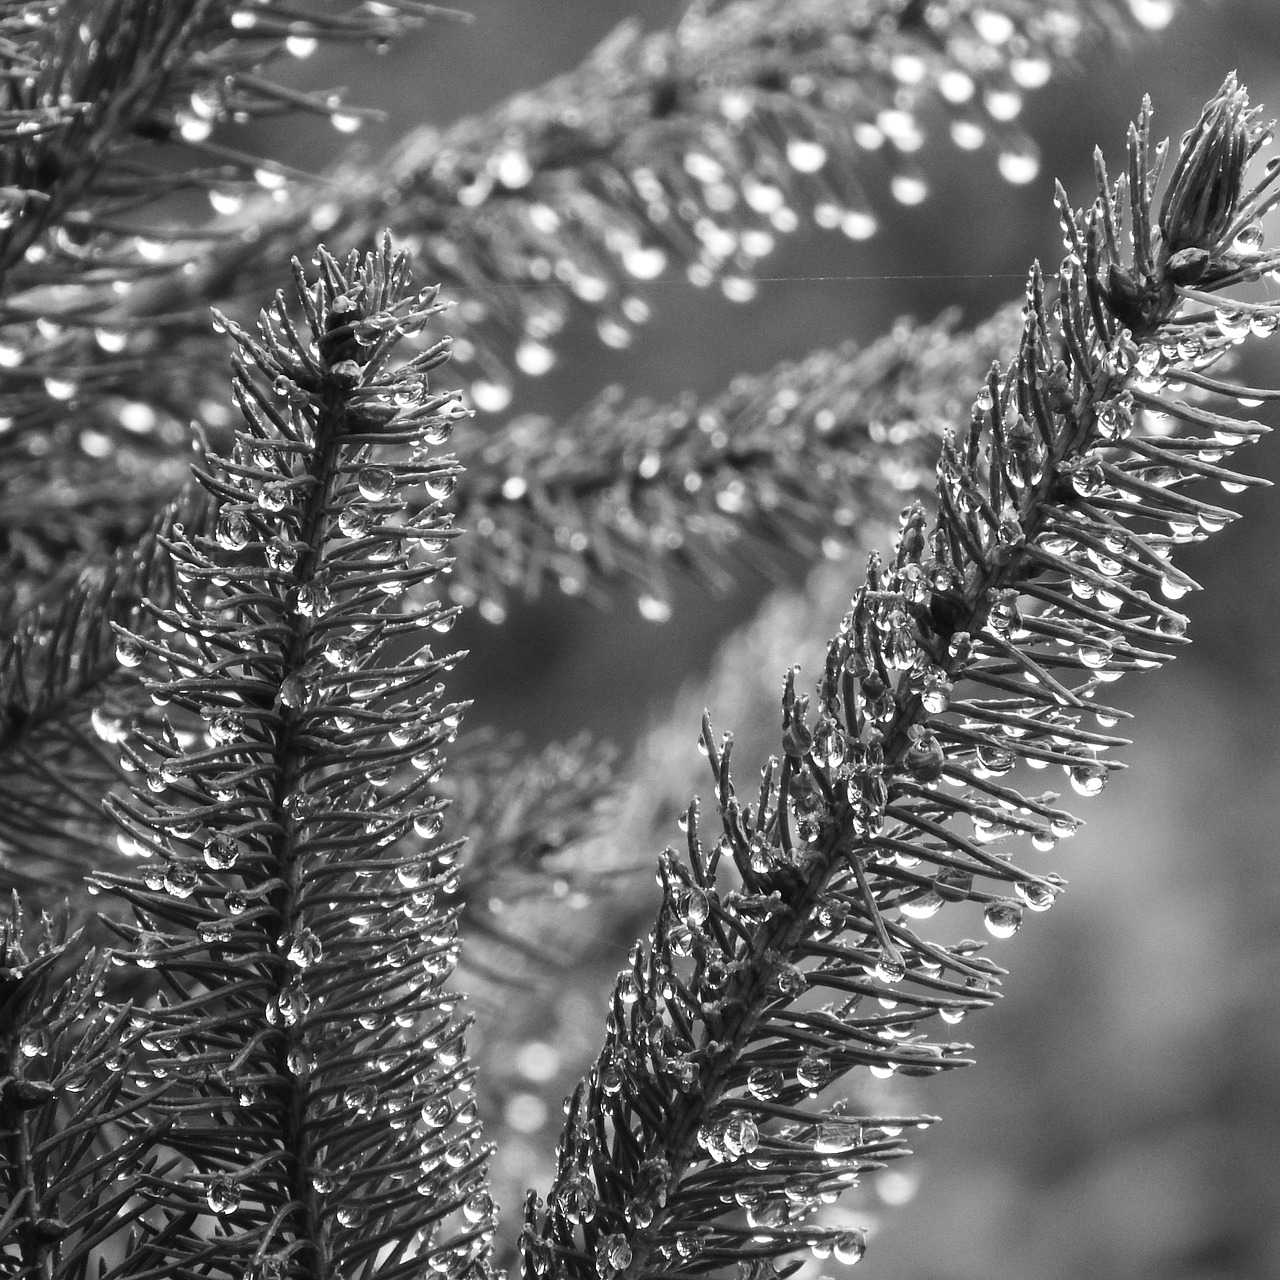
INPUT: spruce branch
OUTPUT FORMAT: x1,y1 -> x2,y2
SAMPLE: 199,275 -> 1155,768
523,74 -> 1279,1280
0,898 -> 170,1278
79,238 -> 492,1280
0,488 -> 212,897
0,0 -> 1153,496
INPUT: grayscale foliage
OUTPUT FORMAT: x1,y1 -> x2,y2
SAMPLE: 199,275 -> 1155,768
1,3 -> 1276,1279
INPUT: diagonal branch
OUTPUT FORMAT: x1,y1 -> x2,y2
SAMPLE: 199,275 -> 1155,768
522,73 -> 1280,1280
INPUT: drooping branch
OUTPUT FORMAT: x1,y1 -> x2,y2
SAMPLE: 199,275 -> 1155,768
0,0 -> 1159,587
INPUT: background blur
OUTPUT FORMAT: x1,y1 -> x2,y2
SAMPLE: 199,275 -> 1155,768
254,4 -> 1280,1277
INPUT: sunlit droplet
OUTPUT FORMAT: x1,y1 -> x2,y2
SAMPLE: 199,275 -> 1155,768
516,340 -> 555,376
983,902 -> 1023,939
92,707 -> 128,743
207,1175 -> 240,1215
637,594 -> 672,623
890,174 -> 928,205
998,146 -> 1039,184
972,8 -> 1015,42
785,138 -> 827,173
286,1046 -> 316,1078
833,1229 -> 867,1265
1068,761 -> 1107,796
1128,0 -> 1174,29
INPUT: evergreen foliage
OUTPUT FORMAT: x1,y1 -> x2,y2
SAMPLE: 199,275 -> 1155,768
1,3 -> 1276,1279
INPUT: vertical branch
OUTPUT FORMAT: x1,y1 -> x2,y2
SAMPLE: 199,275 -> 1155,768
91,237 -> 494,1280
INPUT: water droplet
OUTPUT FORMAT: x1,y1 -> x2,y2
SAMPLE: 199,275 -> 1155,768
1128,0 -> 1174,28
723,1114 -> 759,1157
44,377 -> 78,401
292,582 -> 331,618
516,340 -> 555,376
278,674 -> 316,711
998,145 -> 1039,185
464,1190 -> 494,1223
201,834 -> 239,871
983,902 -> 1023,939
986,588 -> 1021,636
339,506 -> 372,538
557,1173 -> 597,1225
1010,55 -> 1052,88
841,209 -> 878,240
812,719 -> 847,770
209,712 -> 244,746
494,147 -> 533,188
215,509 -> 252,550
814,1121 -> 861,1153
266,538 -> 298,572
164,863 -> 199,898
357,467 -> 393,501
684,888 -> 710,927
596,1233 -> 632,1275
420,1098 -> 451,1129
199,919 -> 235,944
19,1029 -> 48,1059
890,173 -> 929,205
905,732 -> 945,781
91,706 -> 128,743
205,182 -> 245,215
1215,308 -> 1250,341
1068,760 -> 1107,796
874,950 -> 906,984
135,931 -> 162,968
832,1228 -> 867,1265
768,958 -> 805,998
796,1051 -> 832,1091
257,482 -> 289,513
115,636 -> 146,668
424,473 -> 456,502
280,927 -> 322,969
900,888 -> 943,919
206,1175 -> 240,1215
344,1083 -> 377,1114
747,1066 -> 783,1100
336,1202 -> 366,1228
624,244 -> 667,279
1015,880 -> 1056,912
747,834 -> 772,874
471,380 -> 512,413
323,636 -> 358,669
785,138 -> 827,172
974,743 -> 1016,777
286,1046 -> 316,1078
637,594 -> 672,623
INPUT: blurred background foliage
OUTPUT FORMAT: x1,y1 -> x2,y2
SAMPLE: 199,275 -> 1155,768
236,4 -> 1280,1277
